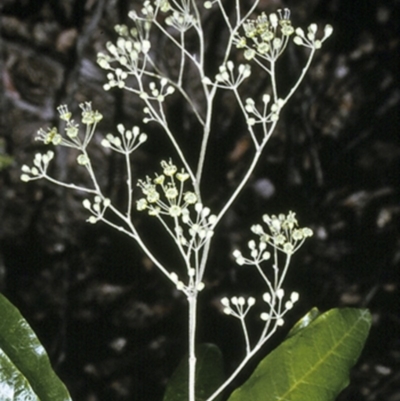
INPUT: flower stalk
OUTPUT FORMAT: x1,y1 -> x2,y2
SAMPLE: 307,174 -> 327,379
21,2 -> 331,399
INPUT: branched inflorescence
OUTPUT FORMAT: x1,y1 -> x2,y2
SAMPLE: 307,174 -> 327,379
217,212 -> 312,358
20,2 -> 331,400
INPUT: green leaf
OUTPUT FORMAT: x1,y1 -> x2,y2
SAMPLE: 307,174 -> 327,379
163,343 -> 224,401
0,347 -> 40,401
286,307 -> 321,338
0,292 -> 72,401
227,308 -> 372,401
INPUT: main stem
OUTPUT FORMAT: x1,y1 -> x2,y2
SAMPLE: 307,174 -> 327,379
188,292 -> 198,401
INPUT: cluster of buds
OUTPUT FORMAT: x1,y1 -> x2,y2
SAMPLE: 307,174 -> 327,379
20,151 -> 54,182
260,289 -> 300,323
294,23 -> 333,49
97,20 -> 151,90
101,124 -> 147,154
165,9 -> 195,32
203,61 -> 251,89
221,296 -> 256,319
245,96 -> 284,126
83,196 -> 111,224
178,202 -> 216,250
140,79 -> 176,113
170,268 -> 205,294
132,0 -> 196,33
232,239 -> 271,266
223,212 -> 310,343
221,290 -> 299,324
236,8 -> 332,62
150,0 -> 196,32
220,289 -> 300,344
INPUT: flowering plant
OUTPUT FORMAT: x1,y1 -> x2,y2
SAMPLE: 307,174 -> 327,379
9,1 -> 371,401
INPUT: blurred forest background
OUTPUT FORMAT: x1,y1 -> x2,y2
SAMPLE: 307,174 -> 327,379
0,0 -> 399,400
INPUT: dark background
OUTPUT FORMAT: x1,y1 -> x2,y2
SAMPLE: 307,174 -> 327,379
0,0 -> 399,400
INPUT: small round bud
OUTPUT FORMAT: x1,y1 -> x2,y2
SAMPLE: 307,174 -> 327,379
20,174 -> 31,182
77,154 -> 89,165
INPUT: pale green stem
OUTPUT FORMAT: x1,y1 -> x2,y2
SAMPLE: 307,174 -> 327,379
282,47 -> 316,105
254,262 -> 274,295
40,175 -> 97,195
190,0 -> 205,68
188,292 -> 198,401
198,238 -> 211,280
240,316 -> 251,355
232,87 -> 259,147
214,147 -> 261,226
195,88 -> 217,195
125,151 -> 133,218
270,59 -> 278,102
196,0 -> 263,192
277,253 -> 292,290
152,19 -> 200,67
178,30 -> 186,86
128,67 -> 205,125
158,105 -> 197,184
205,332 -> 275,401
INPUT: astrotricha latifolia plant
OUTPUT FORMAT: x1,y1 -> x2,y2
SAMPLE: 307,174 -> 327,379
21,1 -> 333,400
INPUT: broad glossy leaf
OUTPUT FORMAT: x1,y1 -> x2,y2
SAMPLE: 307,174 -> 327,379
227,308 -> 371,401
163,343 -> 224,401
0,292 -> 72,401
0,347 -> 40,401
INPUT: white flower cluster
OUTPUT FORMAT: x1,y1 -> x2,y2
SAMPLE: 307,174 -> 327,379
222,290 -> 298,323
140,80 -> 176,123
97,0 -> 199,90
37,103 -> 102,149
101,124 -> 147,154
20,103 -> 105,180
233,211 -> 312,265
220,212 -> 310,344
178,202 -> 216,250
220,288 -> 300,346
256,211 -> 313,254
294,23 -> 333,50
221,296 -> 255,319
260,289 -> 299,324
203,61 -> 251,89
235,8 -> 332,62
170,268 -> 205,293
21,151 -> 54,182
232,239 -> 271,266
235,9 -> 295,62
136,159 -> 197,217
19,4 -> 334,393
97,20 -> 151,90
244,96 -> 284,126
150,0 -> 196,32
83,196 -> 111,224
137,160 -> 216,251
